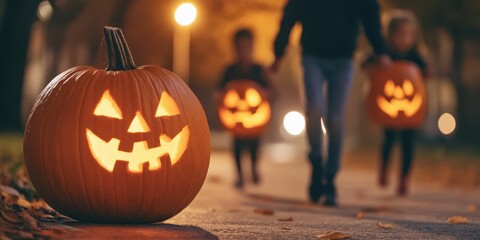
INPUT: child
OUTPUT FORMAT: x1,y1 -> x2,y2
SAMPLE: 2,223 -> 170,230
364,11 -> 429,196
219,28 -> 272,188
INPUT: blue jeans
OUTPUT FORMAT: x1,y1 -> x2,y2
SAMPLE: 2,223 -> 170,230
302,54 -> 354,182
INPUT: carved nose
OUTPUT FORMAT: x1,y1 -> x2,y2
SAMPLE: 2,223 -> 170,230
128,111 -> 151,133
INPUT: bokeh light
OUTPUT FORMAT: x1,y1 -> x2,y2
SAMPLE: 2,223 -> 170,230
438,113 -> 456,135
283,111 -> 305,136
175,3 -> 197,26
37,1 -> 53,22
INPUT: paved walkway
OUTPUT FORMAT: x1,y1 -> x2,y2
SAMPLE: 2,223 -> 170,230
60,150 -> 480,239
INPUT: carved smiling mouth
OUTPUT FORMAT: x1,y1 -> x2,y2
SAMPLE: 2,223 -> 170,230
377,94 -> 422,118
219,102 -> 271,129
86,126 -> 189,173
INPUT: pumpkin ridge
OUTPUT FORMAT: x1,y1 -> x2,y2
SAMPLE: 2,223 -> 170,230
74,69 -> 104,219
137,68 -> 167,218
160,69 -> 209,215
129,69 -> 147,219
54,69 -> 98,216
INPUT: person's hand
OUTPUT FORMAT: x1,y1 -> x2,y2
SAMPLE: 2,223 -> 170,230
377,54 -> 392,67
270,58 -> 281,73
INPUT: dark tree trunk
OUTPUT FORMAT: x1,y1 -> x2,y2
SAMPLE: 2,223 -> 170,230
0,0 -> 38,132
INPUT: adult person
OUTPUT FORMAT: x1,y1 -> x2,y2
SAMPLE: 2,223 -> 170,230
271,0 -> 391,206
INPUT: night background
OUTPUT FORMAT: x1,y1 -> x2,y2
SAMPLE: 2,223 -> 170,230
0,0 -> 479,239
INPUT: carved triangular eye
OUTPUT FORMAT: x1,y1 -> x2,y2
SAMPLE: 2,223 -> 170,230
245,88 -> 261,107
384,80 -> 395,97
403,79 -> 414,96
94,90 -> 123,119
155,92 -> 180,117
223,90 -> 239,108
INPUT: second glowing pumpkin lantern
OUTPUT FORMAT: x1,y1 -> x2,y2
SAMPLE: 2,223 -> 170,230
218,80 -> 271,138
366,61 -> 427,128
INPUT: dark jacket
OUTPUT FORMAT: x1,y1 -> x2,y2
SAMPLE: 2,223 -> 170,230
274,0 -> 386,59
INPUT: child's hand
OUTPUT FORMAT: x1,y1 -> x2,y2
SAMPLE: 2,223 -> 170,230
377,54 -> 392,67
270,59 -> 281,73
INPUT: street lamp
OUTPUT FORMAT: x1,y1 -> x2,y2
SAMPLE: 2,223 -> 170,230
173,3 -> 197,83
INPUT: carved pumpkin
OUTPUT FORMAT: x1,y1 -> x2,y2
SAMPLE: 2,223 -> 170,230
218,80 -> 271,138
23,27 -> 210,223
367,61 -> 427,128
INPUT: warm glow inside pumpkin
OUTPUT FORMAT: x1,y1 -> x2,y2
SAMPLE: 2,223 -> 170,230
218,80 -> 271,138
86,90 -> 189,173
367,61 -> 427,129
376,79 -> 423,118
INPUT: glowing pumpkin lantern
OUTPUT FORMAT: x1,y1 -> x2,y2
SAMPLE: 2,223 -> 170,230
218,80 -> 271,138
23,27 -> 210,223
367,61 -> 427,128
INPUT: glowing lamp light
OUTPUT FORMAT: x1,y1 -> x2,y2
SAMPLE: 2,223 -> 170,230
175,3 -> 197,26
283,111 -> 305,136
438,113 -> 456,135
37,0 -> 53,22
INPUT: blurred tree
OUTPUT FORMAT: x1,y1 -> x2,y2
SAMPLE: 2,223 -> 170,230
382,0 -> 480,144
0,0 -> 38,132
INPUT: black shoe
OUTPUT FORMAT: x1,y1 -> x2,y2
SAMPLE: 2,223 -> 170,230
252,169 -> 261,185
308,160 -> 323,203
323,180 -> 337,206
322,194 -> 337,207
234,178 -> 244,189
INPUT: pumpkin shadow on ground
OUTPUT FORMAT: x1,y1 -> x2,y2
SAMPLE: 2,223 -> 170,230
63,222 -> 219,240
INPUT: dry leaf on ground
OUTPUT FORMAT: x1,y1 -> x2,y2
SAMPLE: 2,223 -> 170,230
356,212 -> 364,219
447,216 -> 468,224
316,231 -> 351,240
277,217 -> 293,222
253,208 -> 274,216
377,222 -> 393,229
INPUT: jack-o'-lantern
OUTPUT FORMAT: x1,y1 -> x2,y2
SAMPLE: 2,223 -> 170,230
23,27 -> 210,223
367,61 -> 427,128
218,80 -> 271,138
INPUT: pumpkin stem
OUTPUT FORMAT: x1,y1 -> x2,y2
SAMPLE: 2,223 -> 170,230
104,26 -> 137,71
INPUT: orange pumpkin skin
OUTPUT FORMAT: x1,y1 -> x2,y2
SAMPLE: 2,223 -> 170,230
367,61 -> 427,129
23,27 -> 210,223
218,80 -> 271,139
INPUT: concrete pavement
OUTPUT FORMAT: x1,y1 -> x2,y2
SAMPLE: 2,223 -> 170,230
59,150 -> 480,239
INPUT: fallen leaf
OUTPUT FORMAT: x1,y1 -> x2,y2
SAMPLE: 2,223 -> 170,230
356,212 -> 364,219
316,231 -> 351,240
447,216 -> 468,224
21,212 -> 39,231
467,204 -> 477,213
253,208 -> 274,216
0,232 -> 11,240
16,198 -> 31,209
277,217 -> 293,222
377,222 -> 393,229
